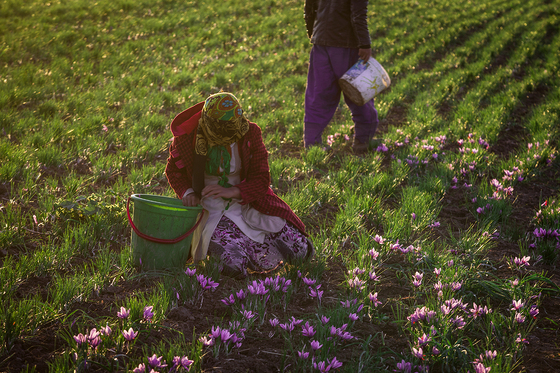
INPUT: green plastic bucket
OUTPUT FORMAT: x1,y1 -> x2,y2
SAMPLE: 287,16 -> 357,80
127,194 -> 204,270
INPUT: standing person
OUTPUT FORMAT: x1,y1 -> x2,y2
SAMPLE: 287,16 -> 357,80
165,92 -> 313,278
304,0 -> 379,152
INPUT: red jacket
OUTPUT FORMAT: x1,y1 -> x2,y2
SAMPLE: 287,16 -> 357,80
165,102 -> 307,235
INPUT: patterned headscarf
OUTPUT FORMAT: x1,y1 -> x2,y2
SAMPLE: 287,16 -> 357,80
192,93 -> 249,198
195,92 -> 249,156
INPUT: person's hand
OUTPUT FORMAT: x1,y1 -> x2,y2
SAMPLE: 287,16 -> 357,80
359,48 -> 372,62
202,185 -> 241,200
182,193 -> 200,207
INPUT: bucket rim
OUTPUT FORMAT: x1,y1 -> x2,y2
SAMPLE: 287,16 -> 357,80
130,193 -> 203,212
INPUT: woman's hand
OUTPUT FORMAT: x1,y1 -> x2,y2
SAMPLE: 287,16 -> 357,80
182,193 -> 200,207
359,48 -> 372,62
202,185 -> 241,200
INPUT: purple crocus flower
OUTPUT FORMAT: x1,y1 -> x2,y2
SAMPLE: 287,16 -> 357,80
445,298 -> 466,310
74,333 -> 87,346
432,346 -> 440,355
100,323 -> 111,336
412,346 -> 424,359
369,292 -> 382,307
210,326 -> 221,339
86,328 -> 100,343
147,354 -> 167,369
451,281 -> 462,291
530,305 -> 539,319
197,275 -> 219,290
327,356 -> 343,370
514,312 -> 526,324
470,303 -> 484,319
374,234 -> 385,244
220,328 -> 232,342
143,306 -> 154,322
408,307 -> 428,324
205,278 -> 219,290
132,363 -> 146,373
279,322 -> 294,333
376,143 -> 388,152
269,318 -> 279,327
199,335 -> 213,347
184,267 -> 196,276
412,271 -> 423,287
348,277 -> 366,290
301,321 -> 316,337
298,350 -> 310,359
348,313 -> 359,322
236,289 -> 246,300
351,267 -> 366,276
122,327 -> 137,341
89,335 -> 101,349
302,277 -> 316,286
390,240 -> 402,251
440,304 -> 452,316
369,271 -> 380,281
247,280 -> 268,295
242,309 -> 256,320
515,333 -> 529,344
117,306 -> 130,319
290,316 -> 304,326
511,299 -> 524,311
396,359 -> 413,372
369,248 -> 380,260
179,356 -> 193,370
171,356 -> 181,372
426,310 -> 437,323
340,299 -> 357,308
221,294 -> 235,306
417,333 -> 431,345
314,360 -> 328,373
513,256 -> 530,266
320,315 -> 330,325
310,340 -> 323,350
309,286 -> 324,301
473,362 -> 491,373
452,316 -> 466,329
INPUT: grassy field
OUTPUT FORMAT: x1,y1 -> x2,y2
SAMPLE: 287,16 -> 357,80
1,0 -> 560,371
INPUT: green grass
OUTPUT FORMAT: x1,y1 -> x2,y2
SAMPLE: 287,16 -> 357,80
1,0 -> 560,371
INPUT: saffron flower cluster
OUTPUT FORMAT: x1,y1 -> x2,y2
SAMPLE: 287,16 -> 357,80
196,274 -> 219,291
132,354 -> 193,372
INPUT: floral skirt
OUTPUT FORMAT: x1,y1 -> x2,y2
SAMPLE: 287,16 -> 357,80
208,216 -> 309,277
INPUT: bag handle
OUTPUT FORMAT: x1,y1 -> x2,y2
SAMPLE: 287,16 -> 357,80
127,197 -> 205,244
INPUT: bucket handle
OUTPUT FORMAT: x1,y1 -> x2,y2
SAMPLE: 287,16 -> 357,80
127,197 -> 205,244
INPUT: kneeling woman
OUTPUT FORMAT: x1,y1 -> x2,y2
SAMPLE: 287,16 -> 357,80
165,93 -> 312,277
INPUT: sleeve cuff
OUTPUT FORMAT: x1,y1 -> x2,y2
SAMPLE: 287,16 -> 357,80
182,188 -> 195,199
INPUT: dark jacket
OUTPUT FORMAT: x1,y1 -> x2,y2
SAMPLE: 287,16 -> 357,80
165,102 -> 307,235
305,0 -> 371,49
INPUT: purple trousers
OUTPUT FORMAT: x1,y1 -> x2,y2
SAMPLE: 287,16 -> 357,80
304,45 -> 379,147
